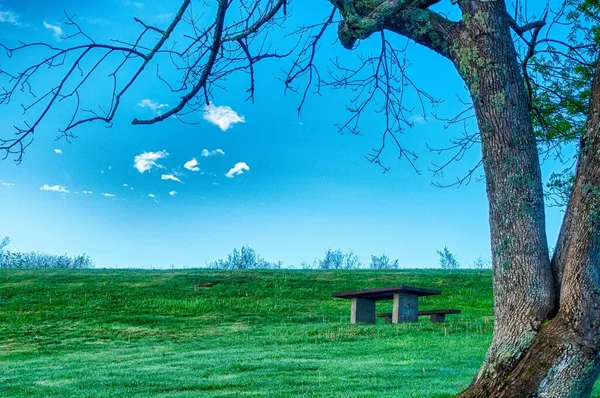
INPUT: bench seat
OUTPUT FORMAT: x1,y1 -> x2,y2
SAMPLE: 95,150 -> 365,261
377,309 -> 461,323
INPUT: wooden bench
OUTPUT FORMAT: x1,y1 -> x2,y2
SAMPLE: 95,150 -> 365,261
332,286 -> 441,324
377,309 -> 461,323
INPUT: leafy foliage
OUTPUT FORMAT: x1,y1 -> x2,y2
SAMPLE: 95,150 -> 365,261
527,0 -> 600,205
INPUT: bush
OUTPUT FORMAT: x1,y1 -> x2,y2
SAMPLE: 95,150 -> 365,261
369,253 -> 399,269
208,246 -> 282,269
437,246 -> 460,270
318,249 -> 361,270
473,256 -> 491,269
0,236 -> 9,264
0,251 -> 94,269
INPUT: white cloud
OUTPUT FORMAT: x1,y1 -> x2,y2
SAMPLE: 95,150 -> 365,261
148,194 -> 156,198
161,174 -> 182,183
225,162 -> 250,178
125,1 -> 144,8
134,150 -> 168,173
82,190 -> 93,194
138,99 -> 169,115
184,158 -> 200,172
40,184 -> 68,193
0,181 -> 15,186
410,114 -> 426,124
43,21 -> 63,40
203,103 -> 245,131
201,148 -> 225,157
102,193 -> 116,198
54,149 -> 63,155
169,190 -> 177,196
108,165 -> 113,171
156,13 -> 173,21
212,182 -> 219,186
123,184 -> 128,187
0,10 -> 19,25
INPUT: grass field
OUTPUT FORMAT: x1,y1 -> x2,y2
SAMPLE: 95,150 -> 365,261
0,269 -> 598,397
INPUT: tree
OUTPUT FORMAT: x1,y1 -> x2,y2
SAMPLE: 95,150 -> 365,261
0,236 -> 9,264
369,253 -> 400,269
437,246 -> 459,270
318,249 -> 361,269
1,0 -> 599,395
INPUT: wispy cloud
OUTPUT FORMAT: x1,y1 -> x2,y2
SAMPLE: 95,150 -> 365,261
102,193 -> 116,198
0,181 -> 15,186
169,190 -> 177,196
134,150 -> 168,173
184,158 -> 200,172
123,184 -> 128,187
410,114 -> 426,124
138,99 -> 169,115
84,17 -> 111,25
225,162 -> 250,178
156,13 -> 173,21
203,103 -> 245,131
0,10 -> 19,26
161,174 -> 182,183
40,184 -> 68,193
124,1 -> 143,8
201,148 -> 225,157
148,194 -> 156,198
54,149 -> 62,155
82,190 -> 93,194
43,21 -> 63,40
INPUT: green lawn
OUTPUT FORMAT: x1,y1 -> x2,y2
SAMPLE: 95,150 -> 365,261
0,269 -> 596,397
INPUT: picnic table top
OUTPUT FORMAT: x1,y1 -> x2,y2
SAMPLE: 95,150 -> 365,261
331,285 -> 441,300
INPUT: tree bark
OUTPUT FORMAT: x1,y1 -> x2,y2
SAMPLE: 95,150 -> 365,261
329,1 -> 600,396
461,56 -> 600,398
451,0 -> 556,389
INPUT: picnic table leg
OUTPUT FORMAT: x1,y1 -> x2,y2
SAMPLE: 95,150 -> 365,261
392,293 -> 418,323
430,313 -> 446,323
351,298 -> 375,324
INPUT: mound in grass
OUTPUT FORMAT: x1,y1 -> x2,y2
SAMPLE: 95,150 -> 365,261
0,269 -> 596,397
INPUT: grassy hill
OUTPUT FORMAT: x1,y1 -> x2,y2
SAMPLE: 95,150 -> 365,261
0,269 -> 579,397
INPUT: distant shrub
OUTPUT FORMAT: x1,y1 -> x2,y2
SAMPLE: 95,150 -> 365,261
318,249 -> 361,270
1,251 -> 94,269
208,246 -> 282,269
301,260 -> 318,269
473,256 -> 491,269
0,236 -> 9,264
437,246 -> 460,270
369,253 -> 400,270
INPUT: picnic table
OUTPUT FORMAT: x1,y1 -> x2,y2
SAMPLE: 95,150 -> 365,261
332,286 -> 443,324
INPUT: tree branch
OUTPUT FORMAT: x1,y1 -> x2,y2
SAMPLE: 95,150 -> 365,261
329,0 -> 458,59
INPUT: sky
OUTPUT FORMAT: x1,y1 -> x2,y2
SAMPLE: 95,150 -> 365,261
0,0 -> 569,268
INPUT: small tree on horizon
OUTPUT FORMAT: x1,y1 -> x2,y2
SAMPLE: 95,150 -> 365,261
437,246 -> 460,270
369,253 -> 400,269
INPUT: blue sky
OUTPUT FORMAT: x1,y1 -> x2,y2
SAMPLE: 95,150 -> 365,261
0,0 -> 568,268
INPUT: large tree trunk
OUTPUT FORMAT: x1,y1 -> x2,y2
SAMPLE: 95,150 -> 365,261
462,56 -> 600,398
457,3 -> 600,396
329,0 -> 600,395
